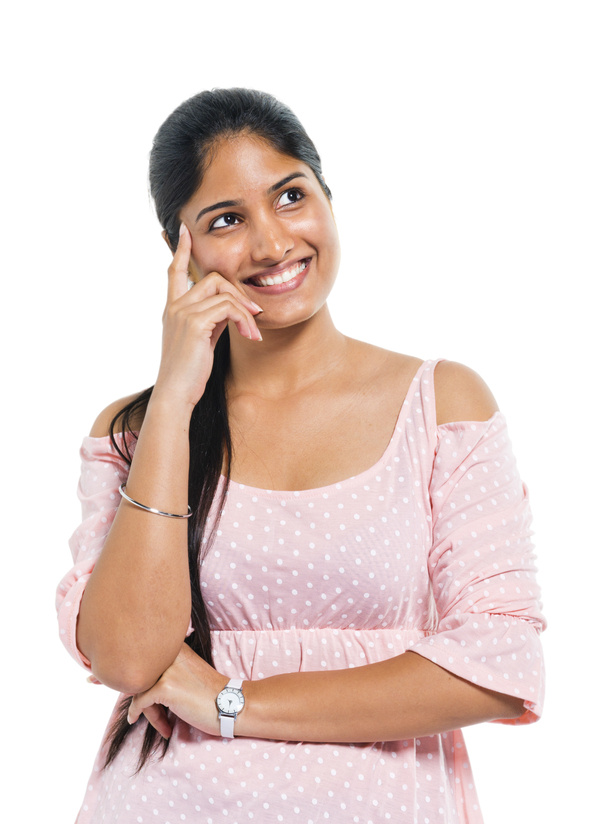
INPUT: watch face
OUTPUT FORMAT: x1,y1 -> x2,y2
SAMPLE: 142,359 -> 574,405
217,687 -> 245,714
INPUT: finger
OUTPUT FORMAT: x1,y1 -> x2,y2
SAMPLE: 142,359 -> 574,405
127,692 -> 150,725
143,705 -> 173,739
166,223 -> 192,303
182,294 -> 263,341
189,271 -> 263,316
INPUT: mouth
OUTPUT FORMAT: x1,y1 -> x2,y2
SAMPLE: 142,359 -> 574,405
244,258 -> 309,288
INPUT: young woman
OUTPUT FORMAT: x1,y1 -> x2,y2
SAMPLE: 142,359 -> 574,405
57,88 -> 545,823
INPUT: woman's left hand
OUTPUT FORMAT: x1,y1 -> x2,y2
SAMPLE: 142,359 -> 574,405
127,644 -> 228,739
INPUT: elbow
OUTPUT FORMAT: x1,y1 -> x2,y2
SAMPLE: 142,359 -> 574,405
76,610 -> 190,695
91,660 -> 162,695
89,647 -> 175,694
497,695 -> 527,721
81,635 -> 187,695
482,690 -> 526,723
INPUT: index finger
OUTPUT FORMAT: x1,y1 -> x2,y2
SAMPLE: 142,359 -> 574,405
167,222 -> 192,303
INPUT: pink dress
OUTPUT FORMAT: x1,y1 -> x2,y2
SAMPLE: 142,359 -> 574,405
57,359 -> 545,823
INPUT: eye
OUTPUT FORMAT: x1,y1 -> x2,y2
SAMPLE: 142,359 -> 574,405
209,213 -> 241,230
277,187 -> 305,208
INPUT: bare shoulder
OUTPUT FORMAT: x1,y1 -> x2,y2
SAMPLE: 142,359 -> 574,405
345,339 -> 423,380
89,391 -> 147,438
433,361 -> 499,426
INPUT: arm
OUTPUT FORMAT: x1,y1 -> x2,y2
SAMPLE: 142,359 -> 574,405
73,225 -> 262,694
238,649 -> 524,741
76,394 -> 193,694
128,639 -> 523,743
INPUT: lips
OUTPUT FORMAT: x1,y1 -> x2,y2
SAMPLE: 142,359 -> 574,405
244,259 -> 308,288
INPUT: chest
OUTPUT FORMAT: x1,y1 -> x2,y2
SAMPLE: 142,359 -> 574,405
226,386 -> 406,491
204,433 -> 435,632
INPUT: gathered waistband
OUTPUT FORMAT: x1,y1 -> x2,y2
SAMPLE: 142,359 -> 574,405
211,626 -> 434,639
209,626 -> 435,680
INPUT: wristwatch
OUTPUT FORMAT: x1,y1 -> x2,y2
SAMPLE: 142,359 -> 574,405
216,678 -> 245,738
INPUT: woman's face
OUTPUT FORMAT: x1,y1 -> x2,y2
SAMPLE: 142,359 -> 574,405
179,134 -> 341,331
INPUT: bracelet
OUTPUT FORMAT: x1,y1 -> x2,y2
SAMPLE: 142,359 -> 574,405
118,484 -> 193,519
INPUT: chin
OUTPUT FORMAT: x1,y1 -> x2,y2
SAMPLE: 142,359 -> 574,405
257,300 -> 331,333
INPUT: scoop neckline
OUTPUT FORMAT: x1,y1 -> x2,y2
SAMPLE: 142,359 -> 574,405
82,358 -> 442,498
221,358 -> 432,498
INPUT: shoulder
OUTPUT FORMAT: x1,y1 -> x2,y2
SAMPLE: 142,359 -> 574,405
345,339 -> 423,380
89,391 -> 147,438
433,360 -> 499,426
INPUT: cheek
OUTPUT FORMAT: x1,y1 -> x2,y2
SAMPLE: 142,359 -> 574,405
314,216 -> 340,265
191,239 -> 246,280
294,211 -> 338,254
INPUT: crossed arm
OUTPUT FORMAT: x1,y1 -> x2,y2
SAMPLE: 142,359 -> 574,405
125,640 -> 525,743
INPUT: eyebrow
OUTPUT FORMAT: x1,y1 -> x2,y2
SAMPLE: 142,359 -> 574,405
195,172 -> 309,223
195,199 -> 241,223
267,172 -> 308,194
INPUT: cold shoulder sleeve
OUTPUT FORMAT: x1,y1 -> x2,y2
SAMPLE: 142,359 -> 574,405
410,412 -> 546,724
56,435 -> 133,671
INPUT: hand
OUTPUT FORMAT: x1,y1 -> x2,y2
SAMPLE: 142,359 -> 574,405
153,223 -> 263,410
127,643 -> 229,739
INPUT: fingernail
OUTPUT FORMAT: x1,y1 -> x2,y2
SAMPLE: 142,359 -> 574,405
179,222 -> 187,236
249,302 -> 263,313
127,712 -> 132,725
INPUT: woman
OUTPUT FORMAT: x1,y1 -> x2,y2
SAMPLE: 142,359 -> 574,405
57,88 -> 545,823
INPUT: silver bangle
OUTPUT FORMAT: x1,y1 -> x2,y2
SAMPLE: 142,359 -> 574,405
118,483 -> 193,519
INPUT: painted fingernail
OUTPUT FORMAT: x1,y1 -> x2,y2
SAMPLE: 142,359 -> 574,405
179,222 -> 187,236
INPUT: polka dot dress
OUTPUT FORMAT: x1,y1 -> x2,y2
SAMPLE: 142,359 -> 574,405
57,360 -> 545,823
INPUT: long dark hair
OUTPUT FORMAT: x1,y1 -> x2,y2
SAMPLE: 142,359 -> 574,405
103,88 -> 331,771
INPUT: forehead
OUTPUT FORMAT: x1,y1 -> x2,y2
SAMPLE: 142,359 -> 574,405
197,134 -> 311,200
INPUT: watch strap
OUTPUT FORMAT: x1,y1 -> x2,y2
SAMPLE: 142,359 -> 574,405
219,679 -> 244,738
220,713 -> 235,738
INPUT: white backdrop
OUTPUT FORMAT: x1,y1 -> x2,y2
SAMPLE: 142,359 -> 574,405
2,2 -> 597,821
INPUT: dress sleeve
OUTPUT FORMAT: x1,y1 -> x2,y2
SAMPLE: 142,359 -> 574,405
55,435 -> 133,671
409,412 -> 546,724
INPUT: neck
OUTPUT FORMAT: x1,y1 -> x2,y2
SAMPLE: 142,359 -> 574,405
227,305 -> 347,399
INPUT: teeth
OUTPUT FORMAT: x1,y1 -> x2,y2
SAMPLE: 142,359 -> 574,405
253,260 -> 306,287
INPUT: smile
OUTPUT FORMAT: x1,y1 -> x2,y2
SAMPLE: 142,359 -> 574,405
245,259 -> 308,288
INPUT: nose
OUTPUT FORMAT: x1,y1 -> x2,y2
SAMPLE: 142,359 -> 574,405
250,211 -> 293,264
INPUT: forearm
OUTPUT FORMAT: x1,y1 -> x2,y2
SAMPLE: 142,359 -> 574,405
236,651 -> 524,742
77,395 -> 193,693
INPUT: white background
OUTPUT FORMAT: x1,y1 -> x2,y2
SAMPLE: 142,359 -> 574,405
1,1 -> 598,821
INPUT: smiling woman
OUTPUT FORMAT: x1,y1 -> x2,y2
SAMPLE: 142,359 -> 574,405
180,134 -> 340,329
56,88 -> 545,824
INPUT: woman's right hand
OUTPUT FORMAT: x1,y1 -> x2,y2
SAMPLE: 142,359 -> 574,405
153,223 -> 262,410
